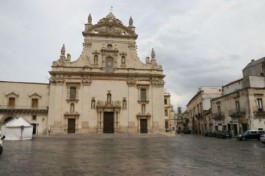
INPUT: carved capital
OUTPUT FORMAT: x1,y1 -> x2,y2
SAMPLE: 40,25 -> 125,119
127,77 -> 136,87
49,76 -> 64,86
151,77 -> 164,87
82,76 -> 92,86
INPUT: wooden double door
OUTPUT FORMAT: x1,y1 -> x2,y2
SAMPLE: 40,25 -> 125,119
140,119 -> 148,133
68,119 -> 76,133
103,112 -> 114,133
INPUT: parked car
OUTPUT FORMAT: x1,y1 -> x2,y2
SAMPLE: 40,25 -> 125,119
176,127 -> 182,134
182,128 -> 191,134
211,131 -> 217,137
203,131 -> 217,137
216,130 -> 232,139
237,130 -> 265,141
260,134 -> 265,144
204,131 -> 212,137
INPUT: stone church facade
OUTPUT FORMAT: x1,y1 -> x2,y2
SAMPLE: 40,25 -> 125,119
0,13 -> 166,135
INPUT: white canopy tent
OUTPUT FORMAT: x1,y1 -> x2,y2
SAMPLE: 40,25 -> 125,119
1,117 -> 33,140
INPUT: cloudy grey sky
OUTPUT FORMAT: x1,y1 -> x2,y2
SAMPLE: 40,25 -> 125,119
1,0 -> 265,110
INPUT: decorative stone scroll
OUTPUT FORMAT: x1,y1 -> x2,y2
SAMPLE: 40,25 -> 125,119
100,47 -> 119,57
82,76 -> 92,86
127,77 -> 136,87
49,76 -> 64,86
151,77 -> 165,86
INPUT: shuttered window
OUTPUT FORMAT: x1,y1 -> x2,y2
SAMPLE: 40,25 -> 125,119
32,98 -> 39,107
70,87 -> 77,100
140,88 -> 146,101
8,97 -> 15,107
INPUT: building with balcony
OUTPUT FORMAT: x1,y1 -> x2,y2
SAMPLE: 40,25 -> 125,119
186,87 -> 222,134
175,107 -> 189,133
0,81 -> 49,135
0,12 -> 166,135
211,57 -> 265,135
164,92 -> 174,132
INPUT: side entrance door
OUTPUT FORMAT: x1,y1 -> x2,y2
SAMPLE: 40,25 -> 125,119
32,123 -> 37,135
140,119 -> 148,133
233,124 -> 238,136
68,119 -> 76,133
103,112 -> 114,133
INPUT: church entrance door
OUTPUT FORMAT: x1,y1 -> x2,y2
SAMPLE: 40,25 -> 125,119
103,112 -> 114,133
68,119 -> 76,133
140,119 -> 148,133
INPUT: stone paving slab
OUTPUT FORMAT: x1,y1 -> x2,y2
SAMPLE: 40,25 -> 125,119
0,134 -> 265,176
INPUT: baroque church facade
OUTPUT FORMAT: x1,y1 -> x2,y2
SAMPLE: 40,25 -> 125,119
0,13 -> 166,135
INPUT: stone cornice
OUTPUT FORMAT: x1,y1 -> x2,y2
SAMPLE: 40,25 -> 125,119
49,71 -> 165,78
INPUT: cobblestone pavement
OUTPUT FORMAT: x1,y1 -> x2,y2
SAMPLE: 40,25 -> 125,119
0,134 -> 265,176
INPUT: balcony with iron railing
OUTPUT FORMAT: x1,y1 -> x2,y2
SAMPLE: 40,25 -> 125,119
253,107 -> 265,117
176,118 -> 183,123
228,109 -> 246,119
195,113 -> 202,119
212,112 -> 225,120
0,105 -> 48,114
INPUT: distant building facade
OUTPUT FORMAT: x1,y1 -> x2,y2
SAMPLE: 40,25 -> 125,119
211,58 -> 265,135
0,13 -> 166,135
175,107 -> 184,133
164,92 -> 175,132
186,87 -> 222,134
0,81 -> 49,135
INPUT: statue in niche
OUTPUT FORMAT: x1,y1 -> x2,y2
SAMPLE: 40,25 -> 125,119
91,98 -> 95,109
70,103 -> 75,113
121,56 -> 126,65
141,104 -> 146,114
122,98 -> 127,109
107,92 -> 112,103
94,55 -> 98,65
67,54 -> 71,61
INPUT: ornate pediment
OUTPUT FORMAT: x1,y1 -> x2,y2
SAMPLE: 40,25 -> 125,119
5,92 -> 19,97
83,12 -> 138,39
29,92 -> 42,98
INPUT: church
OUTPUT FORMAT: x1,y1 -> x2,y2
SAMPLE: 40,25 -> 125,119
0,13 -> 166,135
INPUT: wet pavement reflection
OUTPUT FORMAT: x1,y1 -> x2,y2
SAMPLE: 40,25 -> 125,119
0,134 -> 265,176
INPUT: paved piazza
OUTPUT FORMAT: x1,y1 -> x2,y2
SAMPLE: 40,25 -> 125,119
0,134 -> 265,176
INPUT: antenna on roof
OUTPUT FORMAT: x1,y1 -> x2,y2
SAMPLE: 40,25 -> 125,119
110,6 -> 113,12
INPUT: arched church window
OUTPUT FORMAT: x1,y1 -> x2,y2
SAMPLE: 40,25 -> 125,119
105,57 -> 114,73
